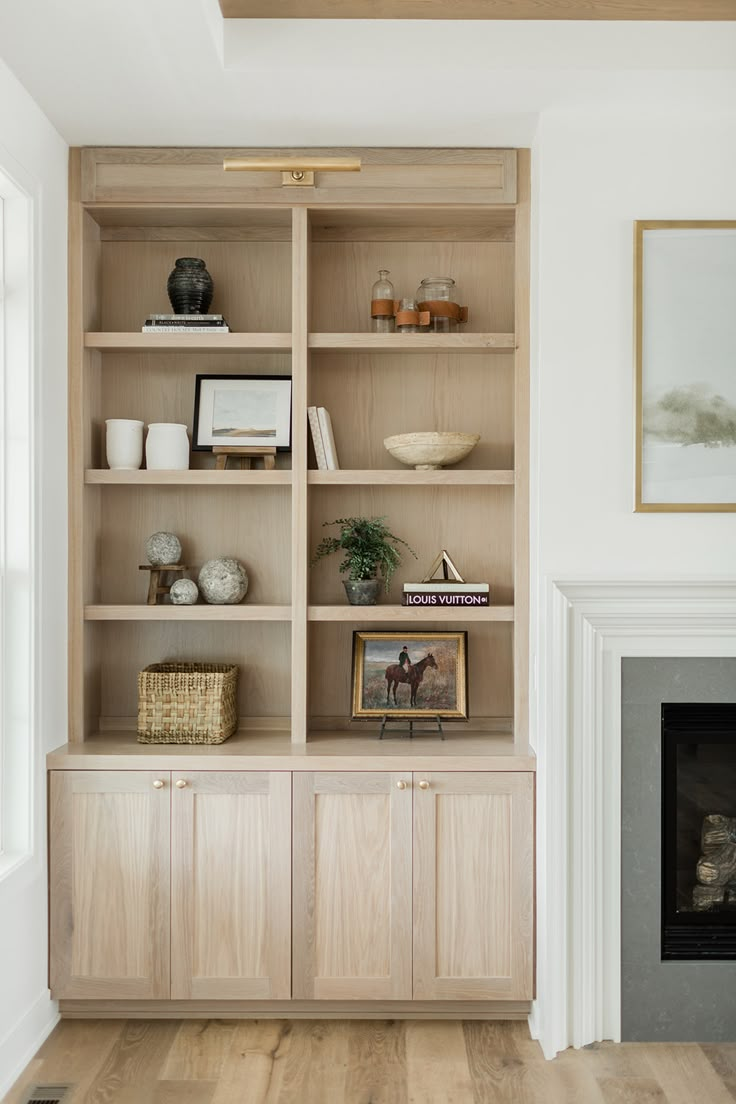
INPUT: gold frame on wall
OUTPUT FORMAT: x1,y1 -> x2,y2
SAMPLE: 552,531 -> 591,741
351,630 -> 469,720
635,219 -> 736,513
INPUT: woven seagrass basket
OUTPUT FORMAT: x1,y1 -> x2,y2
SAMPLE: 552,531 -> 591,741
137,662 -> 238,744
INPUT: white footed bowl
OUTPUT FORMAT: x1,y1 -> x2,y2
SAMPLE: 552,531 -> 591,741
383,431 -> 480,470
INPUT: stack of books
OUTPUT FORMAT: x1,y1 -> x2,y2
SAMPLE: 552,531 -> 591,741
141,313 -> 230,333
402,581 -> 490,607
308,406 -> 340,470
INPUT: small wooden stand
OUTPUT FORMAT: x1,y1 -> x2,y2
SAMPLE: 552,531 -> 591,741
379,715 -> 445,741
138,564 -> 188,605
213,446 -> 277,471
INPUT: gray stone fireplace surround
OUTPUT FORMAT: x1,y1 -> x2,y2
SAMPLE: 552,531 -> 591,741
622,657 -> 736,1041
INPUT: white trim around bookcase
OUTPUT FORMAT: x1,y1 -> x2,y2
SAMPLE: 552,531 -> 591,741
533,578 -> 736,1060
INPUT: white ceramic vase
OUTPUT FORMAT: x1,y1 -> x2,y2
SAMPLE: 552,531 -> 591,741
145,423 -> 190,470
105,419 -> 144,470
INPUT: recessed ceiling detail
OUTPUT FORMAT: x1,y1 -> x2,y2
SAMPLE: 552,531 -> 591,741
219,0 -> 736,19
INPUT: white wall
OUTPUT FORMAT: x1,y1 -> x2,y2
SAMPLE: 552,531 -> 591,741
0,57 -> 67,1098
531,105 -> 736,1058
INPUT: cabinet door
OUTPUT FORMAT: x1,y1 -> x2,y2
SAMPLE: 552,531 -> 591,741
292,772 -> 412,1000
413,771 -> 534,1000
49,770 -> 171,999
171,771 -> 291,999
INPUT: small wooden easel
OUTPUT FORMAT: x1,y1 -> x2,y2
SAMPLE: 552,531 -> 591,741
139,564 -> 188,605
213,446 -> 277,471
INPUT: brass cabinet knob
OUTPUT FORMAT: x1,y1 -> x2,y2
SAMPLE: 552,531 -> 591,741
418,779 -> 430,790
153,779 -> 165,789
175,779 -> 188,789
396,780 -> 408,790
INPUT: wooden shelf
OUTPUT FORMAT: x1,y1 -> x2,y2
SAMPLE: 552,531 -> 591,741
309,333 -> 515,351
47,730 -> 536,772
308,469 -> 514,486
308,605 -> 514,622
84,332 -> 292,352
85,469 -> 292,486
84,604 -> 292,621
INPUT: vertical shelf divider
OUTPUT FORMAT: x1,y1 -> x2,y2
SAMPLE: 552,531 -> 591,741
514,151 -> 531,750
291,206 -> 310,742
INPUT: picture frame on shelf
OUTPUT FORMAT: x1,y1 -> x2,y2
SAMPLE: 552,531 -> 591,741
193,374 -> 292,451
351,630 -> 469,720
635,221 -> 736,512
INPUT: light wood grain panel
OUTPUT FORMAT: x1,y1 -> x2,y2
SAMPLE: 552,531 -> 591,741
57,999 -> 532,1018
94,620 -> 291,721
309,487 -> 513,604
98,350 -> 291,471
50,770 -> 170,999
97,484 -> 290,604
514,148 -> 531,750
413,771 -> 533,1000
85,605 -> 291,621
100,241 -> 291,332
171,771 -> 291,999
308,621 -> 513,723
87,469 -> 292,485
309,332 -> 514,350
220,0 -> 736,15
309,206 -> 515,243
290,208 -> 310,745
310,241 -> 514,334
87,204 -> 293,231
309,352 -> 514,471
87,333 -> 292,351
307,604 -> 514,621
292,772 -> 412,1000
405,1020 -> 475,1103
48,730 -> 535,770
88,149 -> 516,205
308,470 -> 514,486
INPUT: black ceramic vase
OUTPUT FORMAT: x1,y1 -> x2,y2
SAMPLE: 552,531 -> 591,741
167,257 -> 214,314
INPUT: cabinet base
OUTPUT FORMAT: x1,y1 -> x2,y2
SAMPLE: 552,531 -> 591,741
59,999 -> 532,1020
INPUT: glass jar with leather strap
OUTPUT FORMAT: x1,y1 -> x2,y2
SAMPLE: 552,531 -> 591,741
415,276 -> 468,333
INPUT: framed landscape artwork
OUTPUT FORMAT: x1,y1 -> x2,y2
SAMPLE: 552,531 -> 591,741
351,630 -> 468,719
635,221 -> 736,511
193,374 -> 292,451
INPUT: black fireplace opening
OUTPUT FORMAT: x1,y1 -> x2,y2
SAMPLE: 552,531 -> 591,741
662,703 -> 736,960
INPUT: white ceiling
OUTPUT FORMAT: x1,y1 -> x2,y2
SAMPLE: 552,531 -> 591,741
0,0 -> 734,146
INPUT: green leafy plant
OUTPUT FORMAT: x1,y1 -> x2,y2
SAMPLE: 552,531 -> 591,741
311,516 -> 417,592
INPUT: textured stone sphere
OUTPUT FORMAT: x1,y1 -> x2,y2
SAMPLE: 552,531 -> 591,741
198,558 -> 248,605
169,579 -> 199,606
146,531 -> 182,566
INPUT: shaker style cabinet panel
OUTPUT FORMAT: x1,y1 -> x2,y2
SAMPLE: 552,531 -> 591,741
413,771 -> 534,1000
49,770 -> 171,999
292,771 -> 413,999
171,770 -> 291,999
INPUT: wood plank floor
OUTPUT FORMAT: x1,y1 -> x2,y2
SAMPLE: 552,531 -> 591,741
4,1020 -> 736,1104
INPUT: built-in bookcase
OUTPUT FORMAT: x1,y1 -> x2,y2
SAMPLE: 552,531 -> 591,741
69,147 -> 529,749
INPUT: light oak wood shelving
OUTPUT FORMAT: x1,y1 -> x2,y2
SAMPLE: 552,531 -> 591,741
84,605 -> 292,621
67,146 -> 530,751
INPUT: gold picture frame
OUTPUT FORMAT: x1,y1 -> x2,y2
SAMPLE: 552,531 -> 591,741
351,630 -> 469,720
635,220 -> 736,512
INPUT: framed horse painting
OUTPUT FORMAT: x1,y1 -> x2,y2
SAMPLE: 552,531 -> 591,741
351,630 -> 469,720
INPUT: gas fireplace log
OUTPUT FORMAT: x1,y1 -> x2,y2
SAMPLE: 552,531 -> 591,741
693,885 -> 726,911
695,814 -> 736,887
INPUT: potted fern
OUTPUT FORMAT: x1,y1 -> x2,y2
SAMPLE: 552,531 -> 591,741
312,516 -> 417,605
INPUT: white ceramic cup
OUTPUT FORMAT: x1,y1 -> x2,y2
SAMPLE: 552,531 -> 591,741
105,419 -> 144,470
145,423 -> 190,470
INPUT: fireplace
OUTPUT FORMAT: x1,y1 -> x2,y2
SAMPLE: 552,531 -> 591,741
662,703 -> 736,960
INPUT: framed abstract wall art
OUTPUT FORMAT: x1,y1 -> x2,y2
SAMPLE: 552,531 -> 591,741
635,221 -> 736,511
193,374 -> 292,451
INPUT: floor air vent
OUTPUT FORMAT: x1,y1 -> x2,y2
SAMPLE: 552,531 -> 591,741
23,1086 -> 71,1104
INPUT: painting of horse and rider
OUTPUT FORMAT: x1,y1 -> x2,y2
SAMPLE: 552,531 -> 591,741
351,631 -> 468,719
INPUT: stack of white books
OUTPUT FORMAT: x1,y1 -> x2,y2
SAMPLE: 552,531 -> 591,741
141,313 -> 230,333
308,407 -> 340,470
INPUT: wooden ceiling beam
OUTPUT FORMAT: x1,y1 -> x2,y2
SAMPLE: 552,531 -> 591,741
219,0 -> 736,19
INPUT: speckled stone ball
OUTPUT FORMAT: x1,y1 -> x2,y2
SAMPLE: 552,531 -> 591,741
198,558 -> 248,605
169,579 -> 199,605
146,531 -> 182,566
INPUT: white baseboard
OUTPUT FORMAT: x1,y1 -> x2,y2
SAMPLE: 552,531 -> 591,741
0,990 -> 59,1101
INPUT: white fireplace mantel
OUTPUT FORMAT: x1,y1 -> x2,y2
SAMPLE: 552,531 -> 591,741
531,578 -> 736,1060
